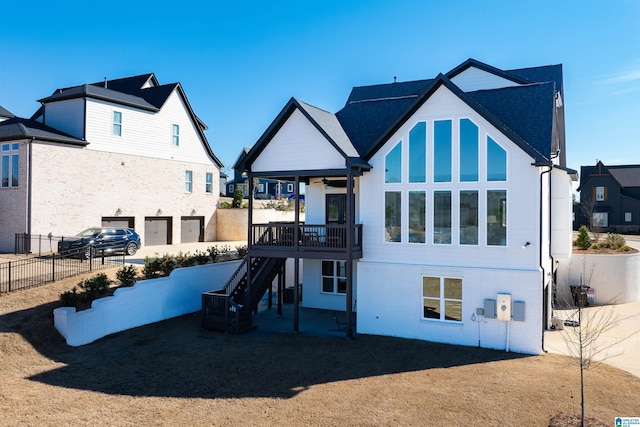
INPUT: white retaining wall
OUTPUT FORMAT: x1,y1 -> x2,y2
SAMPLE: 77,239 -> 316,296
54,260 -> 241,346
556,252 -> 640,306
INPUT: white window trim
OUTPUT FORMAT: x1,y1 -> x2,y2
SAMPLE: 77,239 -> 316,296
113,111 -> 122,136
1,143 -> 19,188
172,124 -> 180,146
185,170 -> 193,193
321,260 -> 347,295
421,275 -> 463,323
205,172 -> 213,194
595,186 -> 605,201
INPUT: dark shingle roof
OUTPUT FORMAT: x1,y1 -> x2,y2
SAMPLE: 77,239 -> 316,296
245,59 -> 563,170
38,84 -> 159,111
0,117 -> 87,145
0,106 -> 15,118
467,82 -> 556,161
507,64 -> 563,95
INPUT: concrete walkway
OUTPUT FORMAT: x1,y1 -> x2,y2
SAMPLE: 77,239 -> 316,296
544,301 -> 640,378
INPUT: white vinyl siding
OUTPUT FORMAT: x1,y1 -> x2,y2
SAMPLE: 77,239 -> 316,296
42,98 -> 85,139
84,91 -> 212,165
252,109 -> 346,172
449,67 -> 521,92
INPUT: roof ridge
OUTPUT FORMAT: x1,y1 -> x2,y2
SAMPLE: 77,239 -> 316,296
348,94 -> 419,105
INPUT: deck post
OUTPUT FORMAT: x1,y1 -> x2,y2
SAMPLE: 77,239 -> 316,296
247,174 -> 254,306
293,175 -> 300,332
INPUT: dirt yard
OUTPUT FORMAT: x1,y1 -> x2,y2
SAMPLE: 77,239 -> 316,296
1,269 -> 639,426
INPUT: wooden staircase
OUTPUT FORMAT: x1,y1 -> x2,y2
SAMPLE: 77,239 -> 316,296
202,256 -> 286,333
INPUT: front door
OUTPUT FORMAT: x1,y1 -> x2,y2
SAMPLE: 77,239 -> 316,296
326,194 -> 346,224
326,194 -> 347,248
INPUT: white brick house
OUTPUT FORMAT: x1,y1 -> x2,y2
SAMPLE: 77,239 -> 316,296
0,74 -> 222,252
236,59 -> 576,354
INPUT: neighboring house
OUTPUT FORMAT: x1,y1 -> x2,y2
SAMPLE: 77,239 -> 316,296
0,74 -> 222,252
217,59 -> 575,355
220,171 -> 228,196
225,147 -> 297,199
577,161 -> 640,233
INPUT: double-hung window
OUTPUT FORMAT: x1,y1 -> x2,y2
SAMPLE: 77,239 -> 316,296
113,111 -> 122,136
185,170 -> 193,193
322,260 -> 347,294
1,143 -> 19,188
205,172 -> 213,193
172,124 -> 180,146
422,276 -> 462,322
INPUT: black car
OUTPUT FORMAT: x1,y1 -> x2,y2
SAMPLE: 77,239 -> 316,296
58,227 -> 141,259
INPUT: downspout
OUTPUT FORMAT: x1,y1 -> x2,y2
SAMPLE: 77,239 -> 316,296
540,164 -> 553,353
27,138 -> 34,236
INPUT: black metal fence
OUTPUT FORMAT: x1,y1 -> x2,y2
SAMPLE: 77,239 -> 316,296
15,233 -> 69,256
0,250 -> 125,294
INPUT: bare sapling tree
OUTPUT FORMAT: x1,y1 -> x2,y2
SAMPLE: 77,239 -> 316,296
558,257 -> 639,426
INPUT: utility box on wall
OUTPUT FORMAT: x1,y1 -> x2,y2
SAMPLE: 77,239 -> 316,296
512,301 -> 525,321
496,293 -> 511,322
484,299 -> 496,318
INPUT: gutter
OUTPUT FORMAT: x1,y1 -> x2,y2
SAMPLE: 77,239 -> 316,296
539,164 -> 553,353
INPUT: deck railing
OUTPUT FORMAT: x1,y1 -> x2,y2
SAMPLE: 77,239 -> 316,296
250,223 -> 362,252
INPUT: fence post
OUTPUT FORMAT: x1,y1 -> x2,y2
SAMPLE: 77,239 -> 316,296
52,255 -> 56,283
8,261 -> 11,292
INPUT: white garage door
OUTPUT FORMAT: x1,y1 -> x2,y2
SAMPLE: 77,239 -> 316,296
181,217 -> 204,243
145,218 -> 172,246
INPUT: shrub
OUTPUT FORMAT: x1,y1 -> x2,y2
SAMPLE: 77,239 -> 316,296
218,244 -> 231,256
236,244 -> 248,258
603,233 -> 626,250
591,242 -> 601,250
192,249 -> 210,265
206,245 -> 220,262
176,251 -> 196,267
116,265 -> 138,287
620,245 -> 633,252
219,201 -> 232,208
232,187 -> 244,208
79,273 -> 112,300
142,254 -> 176,278
575,226 -> 592,250
60,287 -> 81,307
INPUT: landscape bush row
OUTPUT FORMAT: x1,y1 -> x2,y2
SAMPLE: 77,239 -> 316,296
574,226 -> 633,252
59,244 -> 247,309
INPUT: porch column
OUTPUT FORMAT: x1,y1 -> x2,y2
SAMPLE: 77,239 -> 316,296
293,175 -> 300,332
345,171 -> 354,339
246,175 -> 254,304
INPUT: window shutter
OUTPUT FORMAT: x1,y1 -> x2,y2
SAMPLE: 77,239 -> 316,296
604,187 -> 608,201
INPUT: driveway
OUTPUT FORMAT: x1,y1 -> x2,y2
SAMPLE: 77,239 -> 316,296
545,301 -> 640,378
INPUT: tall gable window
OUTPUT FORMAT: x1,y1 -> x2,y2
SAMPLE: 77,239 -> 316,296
434,120 -> 452,182
487,136 -> 507,181
172,124 -> 180,146
487,190 -> 507,246
409,122 -> 426,182
385,191 -> 402,242
595,186 -> 606,201
1,143 -> 19,188
385,141 -> 402,183
433,191 -> 451,244
459,119 -> 478,182
113,111 -> 122,136
460,190 -> 478,245
409,191 -> 426,243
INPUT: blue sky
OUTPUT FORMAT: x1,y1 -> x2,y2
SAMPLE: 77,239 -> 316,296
1,1 -> 639,176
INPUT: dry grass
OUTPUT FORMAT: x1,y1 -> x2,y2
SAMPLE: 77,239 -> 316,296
1,269 -> 639,426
